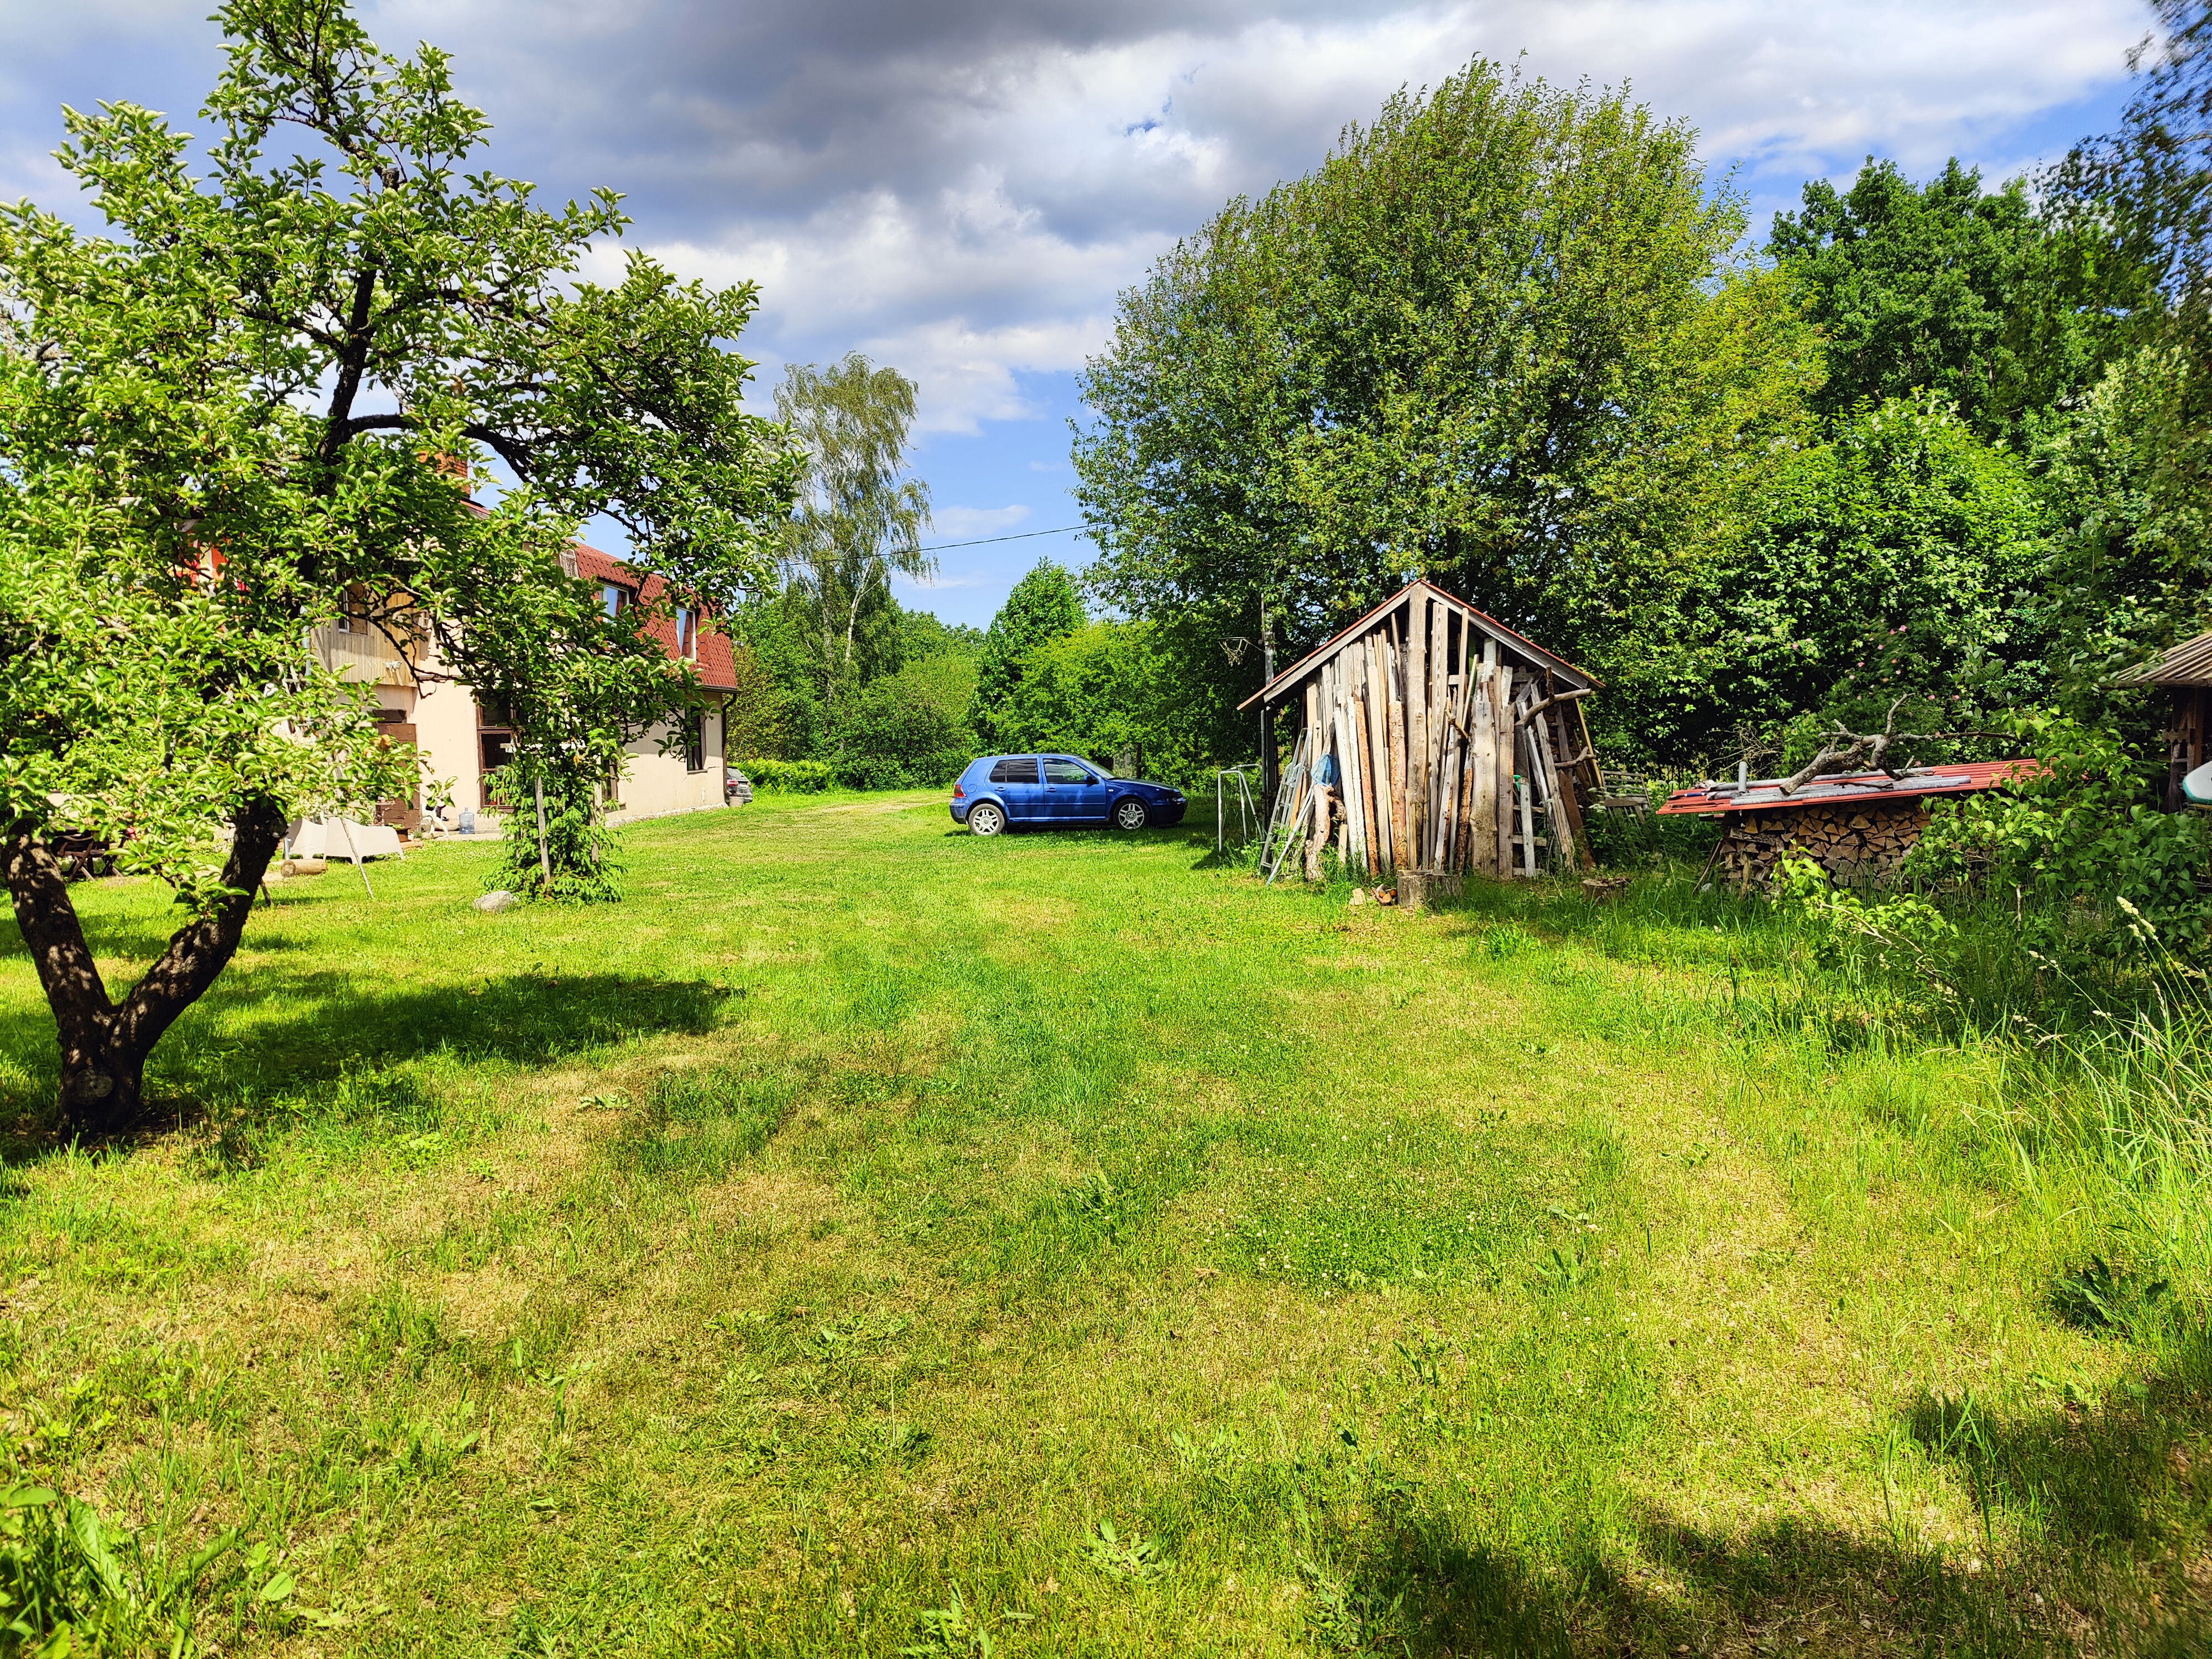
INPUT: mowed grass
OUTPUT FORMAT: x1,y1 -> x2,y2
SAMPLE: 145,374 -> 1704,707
0,794 -> 2208,1655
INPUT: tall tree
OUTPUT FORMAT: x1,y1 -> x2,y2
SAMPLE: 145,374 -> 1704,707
775,354 -> 933,714
969,561 -> 1084,750
1770,158 -> 2147,442
1074,59 -> 1818,751
0,0 -> 793,1132
1616,395 -> 2048,765
2045,1 -> 2212,660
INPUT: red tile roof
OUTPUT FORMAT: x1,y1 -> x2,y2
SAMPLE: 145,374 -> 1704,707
571,541 -> 739,693
1656,759 -> 2040,816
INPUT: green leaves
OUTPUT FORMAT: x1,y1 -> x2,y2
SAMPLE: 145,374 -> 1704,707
1074,58 -> 1807,761
2,0 -> 794,1118
968,561 -> 1084,750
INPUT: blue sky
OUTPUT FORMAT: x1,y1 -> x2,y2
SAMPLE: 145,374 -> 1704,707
0,0 -> 2154,628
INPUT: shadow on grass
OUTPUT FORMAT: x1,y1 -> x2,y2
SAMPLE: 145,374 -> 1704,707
1328,1348 -> 2212,1657
0,968 -> 735,1152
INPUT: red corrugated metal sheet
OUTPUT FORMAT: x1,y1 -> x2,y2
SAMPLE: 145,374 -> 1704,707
1656,758 -> 2040,816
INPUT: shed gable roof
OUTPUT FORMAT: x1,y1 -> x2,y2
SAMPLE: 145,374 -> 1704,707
1236,578 -> 1597,712
2116,630 -> 2212,687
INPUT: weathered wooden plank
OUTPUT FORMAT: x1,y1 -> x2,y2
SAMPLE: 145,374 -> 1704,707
1351,683 -> 1380,876
1428,604 -> 1448,853
1495,666 -> 1517,877
1363,634 -> 1392,873
1385,632 -> 1410,870
1470,669 -> 1498,873
1545,703 -> 1594,871
1405,602 -> 1428,867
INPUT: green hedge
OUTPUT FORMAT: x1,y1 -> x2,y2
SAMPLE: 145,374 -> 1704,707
738,758 -> 837,793
737,755 -> 972,794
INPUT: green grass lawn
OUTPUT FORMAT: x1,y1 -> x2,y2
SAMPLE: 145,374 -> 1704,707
0,794 -> 2206,1656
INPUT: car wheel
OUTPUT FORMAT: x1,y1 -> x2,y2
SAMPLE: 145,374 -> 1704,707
1113,797 -> 1150,832
968,802 -> 1006,837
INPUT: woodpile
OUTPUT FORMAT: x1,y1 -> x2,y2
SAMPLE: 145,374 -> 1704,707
1244,579 -> 1599,881
1717,801 -> 1928,890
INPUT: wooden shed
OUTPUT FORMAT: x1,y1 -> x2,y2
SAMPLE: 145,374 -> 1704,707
1238,578 -> 1600,880
2115,631 -> 2212,811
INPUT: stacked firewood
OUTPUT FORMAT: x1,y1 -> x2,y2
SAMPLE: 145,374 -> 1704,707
1719,802 -> 1930,889
1279,595 -> 1594,880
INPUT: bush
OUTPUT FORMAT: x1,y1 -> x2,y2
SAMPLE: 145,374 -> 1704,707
1907,710 -> 2212,967
1582,785 -> 1722,870
741,758 -> 836,793
829,658 -> 976,789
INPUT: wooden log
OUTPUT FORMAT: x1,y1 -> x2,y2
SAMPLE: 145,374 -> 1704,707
1494,665 -> 1516,877
1385,632 -> 1410,870
1406,603 -> 1428,867
1352,683 -> 1381,876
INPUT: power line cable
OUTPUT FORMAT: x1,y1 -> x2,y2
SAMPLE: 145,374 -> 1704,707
917,523 -> 1088,553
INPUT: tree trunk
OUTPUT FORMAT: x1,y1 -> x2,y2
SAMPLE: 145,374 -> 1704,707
3,796 -> 287,1137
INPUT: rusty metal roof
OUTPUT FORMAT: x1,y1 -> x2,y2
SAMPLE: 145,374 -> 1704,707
2115,630 -> 2212,687
1656,759 -> 2039,816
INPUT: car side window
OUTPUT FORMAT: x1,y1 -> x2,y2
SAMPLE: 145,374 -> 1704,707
990,758 -> 1039,785
1044,760 -> 1092,785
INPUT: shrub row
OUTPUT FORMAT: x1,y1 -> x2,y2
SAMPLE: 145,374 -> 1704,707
737,753 -> 972,794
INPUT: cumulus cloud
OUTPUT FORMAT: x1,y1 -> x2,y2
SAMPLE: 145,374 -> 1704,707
0,0 -> 2152,435
930,504 -> 1034,539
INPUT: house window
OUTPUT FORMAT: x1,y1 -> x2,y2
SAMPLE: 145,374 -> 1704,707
476,700 -> 514,809
335,585 -> 366,634
602,581 -> 630,618
684,711 -> 705,773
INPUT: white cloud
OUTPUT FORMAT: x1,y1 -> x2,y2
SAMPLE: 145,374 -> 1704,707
929,504 -> 1034,539
562,0 -> 2144,433
1,0 -> 2151,439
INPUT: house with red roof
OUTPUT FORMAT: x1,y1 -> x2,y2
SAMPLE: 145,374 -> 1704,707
311,535 -> 738,836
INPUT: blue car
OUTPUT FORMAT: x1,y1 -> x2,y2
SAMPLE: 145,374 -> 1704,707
950,754 -> 1187,836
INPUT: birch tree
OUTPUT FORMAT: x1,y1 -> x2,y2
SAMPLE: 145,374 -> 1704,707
775,354 -> 933,711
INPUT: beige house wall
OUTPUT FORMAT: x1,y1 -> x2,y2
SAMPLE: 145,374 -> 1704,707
310,623 -> 729,832
606,706 -> 727,826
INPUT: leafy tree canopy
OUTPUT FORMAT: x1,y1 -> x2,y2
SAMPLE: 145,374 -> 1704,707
1608,396 -> 2046,768
1770,159 -> 2147,442
0,0 -> 794,1131
776,354 -> 932,713
1074,58 -> 1819,759
970,561 -> 1084,749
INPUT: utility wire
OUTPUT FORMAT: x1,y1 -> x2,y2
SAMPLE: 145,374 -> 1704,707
917,523 -> 1088,553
